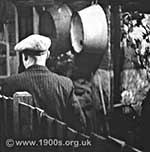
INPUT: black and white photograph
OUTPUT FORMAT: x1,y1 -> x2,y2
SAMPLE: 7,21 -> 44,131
0,0 -> 149,151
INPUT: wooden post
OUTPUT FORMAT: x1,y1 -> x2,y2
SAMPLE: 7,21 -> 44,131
12,94 -> 20,137
13,91 -> 33,105
13,91 -> 33,137
110,5 -> 123,104
19,103 -> 33,138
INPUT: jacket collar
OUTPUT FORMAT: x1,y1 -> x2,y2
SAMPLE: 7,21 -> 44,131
26,64 -> 50,72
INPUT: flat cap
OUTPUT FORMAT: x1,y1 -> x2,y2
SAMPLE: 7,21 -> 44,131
14,34 -> 51,55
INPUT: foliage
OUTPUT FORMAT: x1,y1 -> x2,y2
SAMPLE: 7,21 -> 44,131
121,11 -> 150,69
47,51 -> 76,77
121,69 -> 150,115
121,11 -> 150,115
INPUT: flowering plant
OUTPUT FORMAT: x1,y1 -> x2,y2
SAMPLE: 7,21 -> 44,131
121,12 -> 150,115
122,12 -> 150,70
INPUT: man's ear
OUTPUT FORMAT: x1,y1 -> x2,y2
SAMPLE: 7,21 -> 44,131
24,54 -> 28,61
47,51 -> 50,59
22,53 -> 28,61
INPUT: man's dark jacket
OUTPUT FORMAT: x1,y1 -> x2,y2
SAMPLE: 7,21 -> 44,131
1,65 -> 86,132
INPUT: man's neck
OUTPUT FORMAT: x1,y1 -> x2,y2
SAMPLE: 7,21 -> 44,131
24,55 -> 47,69
27,62 -> 46,69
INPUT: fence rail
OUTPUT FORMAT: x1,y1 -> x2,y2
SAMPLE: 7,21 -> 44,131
0,92 -> 142,152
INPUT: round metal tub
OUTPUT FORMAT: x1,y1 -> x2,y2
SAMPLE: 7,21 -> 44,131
39,3 -> 72,56
70,4 -> 108,54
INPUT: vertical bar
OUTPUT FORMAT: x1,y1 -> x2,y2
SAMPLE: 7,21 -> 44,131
4,24 -> 10,76
111,4 -> 122,105
0,97 -> 5,151
32,109 -> 41,137
13,92 -> 33,138
19,103 -> 33,138
33,7 -> 39,34
107,5 -> 113,112
14,4 -> 19,74
13,93 -> 20,137
6,98 -> 14,137
3,97 -> 8,137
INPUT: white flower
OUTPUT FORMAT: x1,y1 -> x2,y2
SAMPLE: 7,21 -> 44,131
129,26 -> 146,42
121,90 -> 134,105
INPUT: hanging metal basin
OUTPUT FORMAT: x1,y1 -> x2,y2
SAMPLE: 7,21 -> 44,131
70,4 -> 108,54
39,3 -> 72,56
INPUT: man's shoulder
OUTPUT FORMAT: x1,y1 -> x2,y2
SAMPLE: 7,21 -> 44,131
51,72 -> 73,86
1,73 -> 26,96
4,72 -> 27,83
